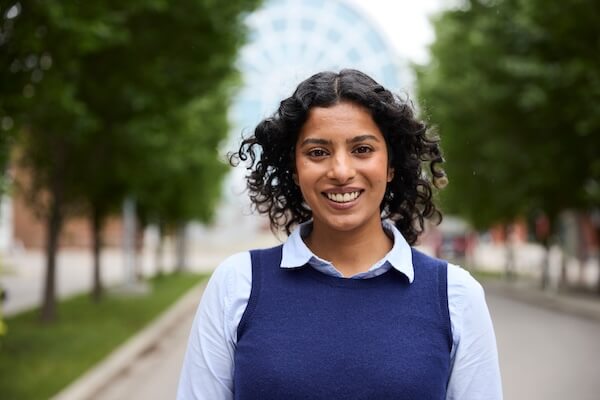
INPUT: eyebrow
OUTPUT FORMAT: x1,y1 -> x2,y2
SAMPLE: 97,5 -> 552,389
299,134 -> 381,147
348,134 -> 381,144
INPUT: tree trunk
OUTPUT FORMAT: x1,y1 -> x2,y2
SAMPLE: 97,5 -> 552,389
557,211 -> 579,291
540,239 -> 551,290
536,213 -> 554,291
596,251 -> 600,295
504,224 -> 516,281
577,255 -> 585,288
155,225 -> 164,276
134,222 -> 144,279
40,186 -> 63,323
595,226 -> 600,295
558,245 -> 568,291
175,223 -> 187,272
91,206 -> 103,302
122,197 -> 137,286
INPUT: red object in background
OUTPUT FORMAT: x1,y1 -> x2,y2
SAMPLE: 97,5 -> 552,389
579,213 -> 599,255
535,214 -> 551,241
453,236 -> 466,254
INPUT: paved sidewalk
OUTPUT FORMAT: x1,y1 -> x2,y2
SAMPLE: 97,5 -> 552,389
52,282 -> 206,400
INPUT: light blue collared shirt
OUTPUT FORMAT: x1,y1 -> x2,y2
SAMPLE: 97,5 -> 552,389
177,221 -> 503,400
281,220 -> 413,280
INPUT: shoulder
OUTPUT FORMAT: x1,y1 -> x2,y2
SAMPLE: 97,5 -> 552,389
410,249 -> 484,302
214,251 -> 252,279
411,247 -> 447,268
445,265 -> 502,399
215,251 -> 252,273
446,263 -> 485,306
410,248 -> 448,283
209,244 -> 283,292
446,263 -> 494,353
204,251 -> 252,302
248,244 -> 284,259
199,251 -> 253,343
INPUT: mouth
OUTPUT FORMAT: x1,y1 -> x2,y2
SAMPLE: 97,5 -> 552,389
323,190 -> 363,204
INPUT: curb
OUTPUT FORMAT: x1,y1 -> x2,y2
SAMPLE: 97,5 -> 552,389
51,282 -> 206,400
483,280 -> 600,323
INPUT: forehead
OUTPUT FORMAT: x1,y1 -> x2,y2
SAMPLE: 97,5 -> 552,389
298,102 -> 383,141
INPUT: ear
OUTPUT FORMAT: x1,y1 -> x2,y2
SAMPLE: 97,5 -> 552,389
293,173 -> 299,185
387,167 -> 394,183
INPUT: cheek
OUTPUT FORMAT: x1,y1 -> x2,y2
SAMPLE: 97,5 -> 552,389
372,159 -> 393,184
294,161 -> 311,190
294,160 -> 306,182
296,158 -> 308,169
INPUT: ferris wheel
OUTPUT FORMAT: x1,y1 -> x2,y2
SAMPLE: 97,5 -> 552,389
232,0 -> 404,132
218,0 -> 405,233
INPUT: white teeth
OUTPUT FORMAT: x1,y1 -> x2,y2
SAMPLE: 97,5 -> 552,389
326,191 -> 360,203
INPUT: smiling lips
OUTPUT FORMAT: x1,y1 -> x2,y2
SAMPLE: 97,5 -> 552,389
324,190 -> 362,203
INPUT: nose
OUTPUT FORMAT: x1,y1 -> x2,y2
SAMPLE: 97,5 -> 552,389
327,153 -> 356,183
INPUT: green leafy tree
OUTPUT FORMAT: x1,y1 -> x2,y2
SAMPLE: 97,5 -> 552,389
0,2 -> 28,193
1,0 -> 261,320
128,92 -> 231,273
72,0 -> 259,300
416,0 -> 600,286
2,1 -> 110,321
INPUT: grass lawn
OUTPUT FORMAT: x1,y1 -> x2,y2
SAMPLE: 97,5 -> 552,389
0,272 -> 207,399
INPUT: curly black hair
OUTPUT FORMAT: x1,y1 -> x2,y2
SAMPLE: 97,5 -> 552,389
229,69 -> 446,245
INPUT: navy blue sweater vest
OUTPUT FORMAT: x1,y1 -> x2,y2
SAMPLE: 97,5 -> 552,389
234,245 -> 452,400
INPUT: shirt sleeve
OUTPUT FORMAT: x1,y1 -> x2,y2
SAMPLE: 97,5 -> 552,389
177,252 -> 251,400
446,264 -> 503,400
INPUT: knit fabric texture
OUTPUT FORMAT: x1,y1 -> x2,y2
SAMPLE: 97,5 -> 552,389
234,245 -> 452,400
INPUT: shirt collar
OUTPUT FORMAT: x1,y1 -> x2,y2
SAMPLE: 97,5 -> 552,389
280,220 -> 414,283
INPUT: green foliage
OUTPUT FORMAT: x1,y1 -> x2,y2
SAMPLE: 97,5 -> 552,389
416,0 -> 600,228
0,125 -> 12,194
1,0 -> 261,319
131,92 -> 231,226
0,272 -> 206,399
1,0 -> 261,222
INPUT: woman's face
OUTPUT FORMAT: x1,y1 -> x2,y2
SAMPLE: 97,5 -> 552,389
294,101 -> 393,235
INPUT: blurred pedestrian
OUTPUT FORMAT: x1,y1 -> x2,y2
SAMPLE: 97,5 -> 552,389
177,69 -> 502,399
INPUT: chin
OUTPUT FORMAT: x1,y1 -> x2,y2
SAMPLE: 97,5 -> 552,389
321,216 -> 368,233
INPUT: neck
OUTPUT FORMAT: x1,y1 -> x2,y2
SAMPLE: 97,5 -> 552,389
304,219 -> 393,277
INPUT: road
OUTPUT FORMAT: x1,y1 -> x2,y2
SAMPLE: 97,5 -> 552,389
489,294 -> 600,400
89,291 -> 600,400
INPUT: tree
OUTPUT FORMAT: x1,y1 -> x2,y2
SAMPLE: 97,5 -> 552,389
2,0 -> 109,321
1,0 -> 261,320
416,0 -> 600,286
71,0 -> 259,299
1,2 -> 28,194
130,92 -> 230,272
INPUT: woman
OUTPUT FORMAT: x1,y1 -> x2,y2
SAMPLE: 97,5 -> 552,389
177,69 -> 502,399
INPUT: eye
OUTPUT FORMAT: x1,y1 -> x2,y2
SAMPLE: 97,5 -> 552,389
307,148 -> 328,158
353,145 -> 373,154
